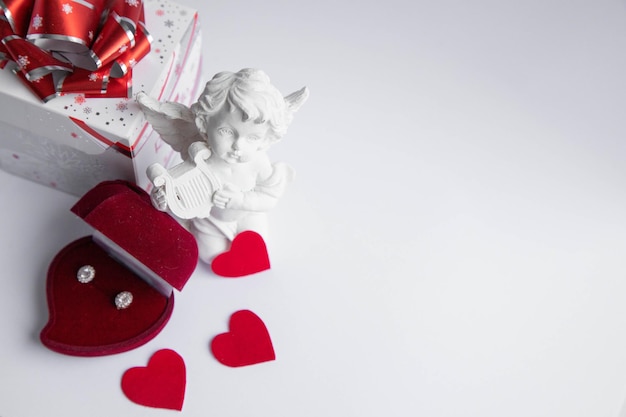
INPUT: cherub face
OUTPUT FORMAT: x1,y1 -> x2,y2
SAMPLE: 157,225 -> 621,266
205,106 -> 271,164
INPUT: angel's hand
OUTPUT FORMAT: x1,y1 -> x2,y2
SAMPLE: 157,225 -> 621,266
212,184 -> 244,209
151,186 -> 168,211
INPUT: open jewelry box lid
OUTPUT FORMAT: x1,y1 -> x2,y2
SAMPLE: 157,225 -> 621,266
40,181 -> 198,356
71,180 -> 198,295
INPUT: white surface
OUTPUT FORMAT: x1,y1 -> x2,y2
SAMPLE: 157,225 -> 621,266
1,1 -> 626,416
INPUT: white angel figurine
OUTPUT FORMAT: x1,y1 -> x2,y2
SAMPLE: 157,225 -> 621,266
137,68 -> 309,263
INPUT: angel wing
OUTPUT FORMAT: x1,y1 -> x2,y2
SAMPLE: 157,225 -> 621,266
284,86 -> 309,114
136,92 -> 203,160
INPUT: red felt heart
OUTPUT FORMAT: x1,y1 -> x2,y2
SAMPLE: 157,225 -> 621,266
211,231 -> 270,277
211,310 -> 276,367
121,349 -> 186,411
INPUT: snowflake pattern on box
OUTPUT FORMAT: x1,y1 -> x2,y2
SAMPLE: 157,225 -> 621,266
0,136 -> 105,192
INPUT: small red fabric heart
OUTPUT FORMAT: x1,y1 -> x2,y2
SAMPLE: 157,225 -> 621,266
121,349 -> 186,411
211,310 -> 276,367
211,231 -> 270,277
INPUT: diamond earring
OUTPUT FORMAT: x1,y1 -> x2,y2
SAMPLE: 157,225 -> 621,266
115,291 -> 133,309
77,265 -> 96,283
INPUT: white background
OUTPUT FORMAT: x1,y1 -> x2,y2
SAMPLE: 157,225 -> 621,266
1,0 -> 626,416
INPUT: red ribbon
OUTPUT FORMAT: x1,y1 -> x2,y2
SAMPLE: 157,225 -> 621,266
0,0 -> 152,101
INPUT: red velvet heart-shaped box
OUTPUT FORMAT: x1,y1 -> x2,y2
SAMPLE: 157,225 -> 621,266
40,181 -> 198,356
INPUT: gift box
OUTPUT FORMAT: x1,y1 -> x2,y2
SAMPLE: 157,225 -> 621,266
0,0 -> 203,195
40,180 -> 198,356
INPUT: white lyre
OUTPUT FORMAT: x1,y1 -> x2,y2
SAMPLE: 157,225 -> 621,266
147,142 -> 222,219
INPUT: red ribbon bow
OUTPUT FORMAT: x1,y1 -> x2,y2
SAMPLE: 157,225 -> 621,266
0,0 -> 151,101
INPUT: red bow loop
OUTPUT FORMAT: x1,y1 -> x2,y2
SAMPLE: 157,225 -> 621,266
3,33 -> 73,80
0,0 -> 35,37
26,0 -> 107,54
110,20 -> 151,77
58,64 -> 111,95
89,0 -> 146,70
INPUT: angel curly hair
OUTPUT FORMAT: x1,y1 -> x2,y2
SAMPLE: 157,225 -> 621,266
191,68 -> 294,142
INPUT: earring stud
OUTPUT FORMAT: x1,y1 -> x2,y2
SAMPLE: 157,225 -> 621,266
76,265 -> 95,283
115,291 -> 133,309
